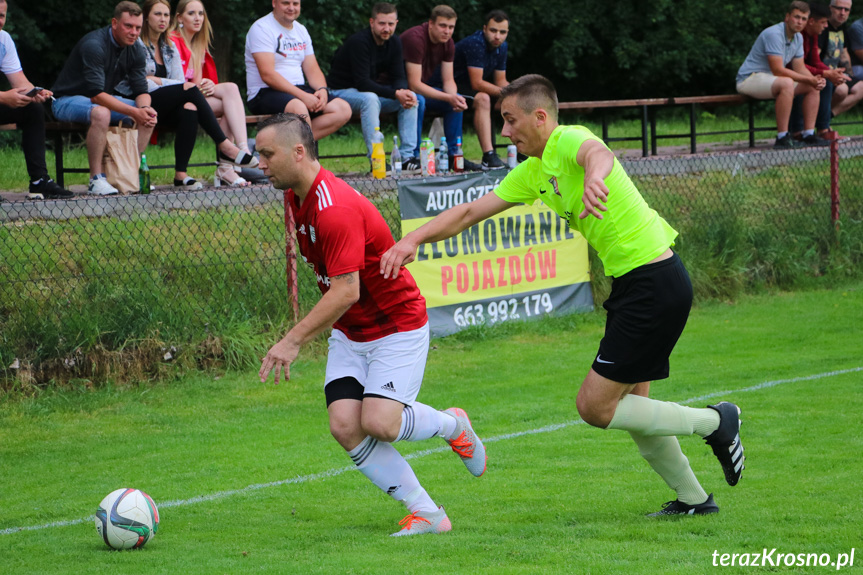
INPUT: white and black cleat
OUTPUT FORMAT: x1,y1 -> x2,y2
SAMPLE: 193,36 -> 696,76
704,402 -> 745,486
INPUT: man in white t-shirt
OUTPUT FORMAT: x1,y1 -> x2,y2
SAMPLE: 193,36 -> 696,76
0,0 -> 73,199
245,0 -> 351,140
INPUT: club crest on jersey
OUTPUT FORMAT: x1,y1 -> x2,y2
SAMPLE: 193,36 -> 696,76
310,225 -> 316,244
549,176 -> 561,196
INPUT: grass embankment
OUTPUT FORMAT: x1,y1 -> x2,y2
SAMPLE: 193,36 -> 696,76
2,108 -> 862,388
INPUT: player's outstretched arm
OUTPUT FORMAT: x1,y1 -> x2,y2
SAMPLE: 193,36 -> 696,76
576,139 -> 614,220
380,192 -> 515,279
259,271 -> 360,384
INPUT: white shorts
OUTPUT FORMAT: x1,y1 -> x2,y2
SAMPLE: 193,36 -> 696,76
737,72 -> 796,100
324,323 -> 429,405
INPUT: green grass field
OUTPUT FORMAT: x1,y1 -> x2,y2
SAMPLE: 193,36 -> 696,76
1,283 -> 861,574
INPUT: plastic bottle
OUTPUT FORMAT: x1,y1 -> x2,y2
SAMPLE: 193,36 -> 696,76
139,154 -> 151,194
371,127 -> 386,179
438,137 -> 449,173
420,139 -> 429,176
426,138 -> 436,176
453,137 -> 464,173
391,135 -> 402,179
507,144 -> 518,169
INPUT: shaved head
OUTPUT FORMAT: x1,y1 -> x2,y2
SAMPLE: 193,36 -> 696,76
257,113 -> 318,161
500,74 -> 559,122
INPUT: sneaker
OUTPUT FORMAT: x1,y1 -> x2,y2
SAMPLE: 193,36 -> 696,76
174,177 -> 203,190
88,175 -> 119,196
481,151 -> 505,170
28,178 -> 74,200
647,493 -> 719,517
773,134 -> 800,149
402,157 -> 421,174
390,506 -> 452,537
462,158 -> 483,172
802,134 -> 830,147
704,401 -> 745,486
443,407 -> 487,477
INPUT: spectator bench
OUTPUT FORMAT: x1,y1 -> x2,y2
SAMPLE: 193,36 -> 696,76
0,114 -> 370,188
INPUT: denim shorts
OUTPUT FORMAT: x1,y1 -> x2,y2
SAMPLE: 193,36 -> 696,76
51,95 -> 137,125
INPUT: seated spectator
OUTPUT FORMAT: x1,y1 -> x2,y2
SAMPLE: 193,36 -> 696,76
244,0 -> 351,140
819,0 -> 863,116
171,0 -> 258,186
846,10 -> 863,78
790,3 -> 844,139
736,1 -> 828,148
453,9 -> 509,169
51,1 -> 158,196
116,0 -> 255,189
0,0 -> 73,199
328,2 -> 421,173
402,5 -> 479,170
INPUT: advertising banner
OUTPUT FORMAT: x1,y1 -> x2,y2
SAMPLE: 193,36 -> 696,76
398,170 -> 593,337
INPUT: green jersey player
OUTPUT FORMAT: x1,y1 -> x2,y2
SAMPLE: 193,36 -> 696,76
380,74 -> 745,516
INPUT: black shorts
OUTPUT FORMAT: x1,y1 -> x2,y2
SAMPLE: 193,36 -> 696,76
592,252 -> 693,384
247,85 -> 340,117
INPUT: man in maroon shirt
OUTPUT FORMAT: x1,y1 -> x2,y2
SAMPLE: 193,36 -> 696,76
790,3 -> 850,138
401,5 -> 480,169
257,113 -> 486,536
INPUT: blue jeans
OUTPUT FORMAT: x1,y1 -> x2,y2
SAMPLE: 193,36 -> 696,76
330,88 -> 418,159
414,94 -> 463,158
51,95 -> 136,126
790,81 -> 834,133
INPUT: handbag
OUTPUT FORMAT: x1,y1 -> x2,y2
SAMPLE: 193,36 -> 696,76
103,124 -> 140,193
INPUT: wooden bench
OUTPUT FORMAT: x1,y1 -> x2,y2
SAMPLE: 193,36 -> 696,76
2,114 -> 368,187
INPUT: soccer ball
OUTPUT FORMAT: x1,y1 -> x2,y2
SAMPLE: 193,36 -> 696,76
95,488 -> 159,550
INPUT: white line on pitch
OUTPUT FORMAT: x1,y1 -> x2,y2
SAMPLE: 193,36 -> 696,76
2,366 -> 861,537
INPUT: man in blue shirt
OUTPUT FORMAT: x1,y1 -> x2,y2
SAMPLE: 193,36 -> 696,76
453,10 -> 509,169
735,1 -> 827,148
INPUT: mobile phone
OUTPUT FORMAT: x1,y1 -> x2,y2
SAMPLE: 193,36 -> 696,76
25,86 -> 44,98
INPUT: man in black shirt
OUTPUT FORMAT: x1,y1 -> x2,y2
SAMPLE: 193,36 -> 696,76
329,2 -> 420,171
51,1 -> 157,195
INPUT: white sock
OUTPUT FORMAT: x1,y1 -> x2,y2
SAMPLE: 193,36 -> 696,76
629,432 -> 709,505
802,129 -> 815,137
395,403 -> 457,442
777,131 -> 789,139
607,394 -> 720,437
347,436 -> 437,512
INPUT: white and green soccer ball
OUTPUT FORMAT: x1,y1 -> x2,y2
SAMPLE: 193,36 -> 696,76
95,488 -> 159,550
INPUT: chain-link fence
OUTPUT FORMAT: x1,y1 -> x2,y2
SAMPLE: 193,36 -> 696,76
2,140 -> 862,386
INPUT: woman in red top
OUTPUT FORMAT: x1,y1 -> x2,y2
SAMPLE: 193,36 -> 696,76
171,0 -> 254,186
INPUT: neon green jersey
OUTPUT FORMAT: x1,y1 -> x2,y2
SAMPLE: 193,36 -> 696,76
495,125 -> 678,277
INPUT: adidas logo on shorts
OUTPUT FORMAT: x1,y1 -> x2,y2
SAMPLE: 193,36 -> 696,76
381,381 -> 396,392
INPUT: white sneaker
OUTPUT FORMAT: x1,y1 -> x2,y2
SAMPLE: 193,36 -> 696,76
88,176 -> 119,196
443,407 -> 487,477
390,507 -> 452,536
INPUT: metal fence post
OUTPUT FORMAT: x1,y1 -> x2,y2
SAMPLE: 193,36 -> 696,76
830,139 -> 840,231
283,192 -> 300,322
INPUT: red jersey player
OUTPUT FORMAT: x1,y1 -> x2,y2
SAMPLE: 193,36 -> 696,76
257,113 -> 487,536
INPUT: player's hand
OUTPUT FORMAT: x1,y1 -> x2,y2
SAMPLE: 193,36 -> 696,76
380,237 -> 418,279
259,336 -> 301,384
579,175 -> 609,220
